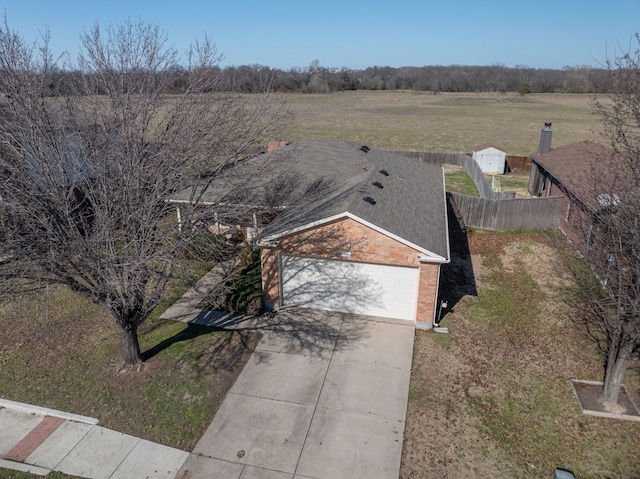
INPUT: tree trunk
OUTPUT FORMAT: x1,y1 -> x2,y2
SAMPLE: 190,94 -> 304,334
120,324 -> 143,369
600,341 -> 632,404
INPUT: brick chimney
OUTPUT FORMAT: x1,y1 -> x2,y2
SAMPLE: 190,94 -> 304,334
538,122 -> 552,154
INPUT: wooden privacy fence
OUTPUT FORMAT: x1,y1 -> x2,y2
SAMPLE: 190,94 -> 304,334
391,150 -> 466,167
393,150 -> 532,173
461,154 -> 515,200
393,150 -> 562,231
449,192 -> 563,231
393,150 -> 515,200
506,155 -> 531,173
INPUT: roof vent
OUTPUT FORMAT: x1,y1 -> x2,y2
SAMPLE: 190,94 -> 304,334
359,145 -> 370,153
379,169 -> 389,176
372,181 -> 383,189
363,196 -> 376,205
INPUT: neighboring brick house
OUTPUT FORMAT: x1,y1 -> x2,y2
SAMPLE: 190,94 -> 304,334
170,138 -> 450,325
528,139 -> 616,247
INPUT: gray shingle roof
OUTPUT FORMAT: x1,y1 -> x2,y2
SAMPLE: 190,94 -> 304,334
530,140 -> 614,211
172,138 -> 449,261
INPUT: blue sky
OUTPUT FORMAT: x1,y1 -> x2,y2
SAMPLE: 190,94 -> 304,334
2,0 -> 639,70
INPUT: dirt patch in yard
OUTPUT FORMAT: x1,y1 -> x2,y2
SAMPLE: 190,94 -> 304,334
571,380 -> 640,419
401,227 -> 640,479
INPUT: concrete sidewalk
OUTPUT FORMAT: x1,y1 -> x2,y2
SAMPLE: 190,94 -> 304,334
0,399 -> 189,478
176,308 -> 414,479
160,259 -> 239,324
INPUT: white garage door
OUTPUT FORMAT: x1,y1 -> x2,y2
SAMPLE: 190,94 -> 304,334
281,255 -> 419,321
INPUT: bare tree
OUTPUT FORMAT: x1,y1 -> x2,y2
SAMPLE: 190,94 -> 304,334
571,35 -> 640,408
0,18 -> 287,370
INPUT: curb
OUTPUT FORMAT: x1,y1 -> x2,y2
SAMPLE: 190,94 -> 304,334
570,379 -> 640,422
0,458 -> 51,476
0,399 -> 99,425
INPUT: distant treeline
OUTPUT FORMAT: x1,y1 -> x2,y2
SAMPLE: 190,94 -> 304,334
43,62 -> 610,95
224,63 -> 611,94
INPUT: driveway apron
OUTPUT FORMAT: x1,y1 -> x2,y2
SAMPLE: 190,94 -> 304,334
178,307 -> 414,479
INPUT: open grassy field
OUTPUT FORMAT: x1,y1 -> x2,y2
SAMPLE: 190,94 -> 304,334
282,91 -> 603,155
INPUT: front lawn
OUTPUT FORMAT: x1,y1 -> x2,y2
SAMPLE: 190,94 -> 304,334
401,230 -> 640,479
0,267 -> 260,453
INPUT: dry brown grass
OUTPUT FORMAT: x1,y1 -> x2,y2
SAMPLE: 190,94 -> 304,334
282,91 -> 604,155
401,230 -> 640,479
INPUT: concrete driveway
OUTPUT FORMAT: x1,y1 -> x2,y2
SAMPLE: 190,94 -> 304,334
177,307 -> 415,479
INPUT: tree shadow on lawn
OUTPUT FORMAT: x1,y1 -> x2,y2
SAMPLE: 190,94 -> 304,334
142,323 -> 214,361
141,322 -> 260,370
141,306 -> 366,366
180,306 -> 369,361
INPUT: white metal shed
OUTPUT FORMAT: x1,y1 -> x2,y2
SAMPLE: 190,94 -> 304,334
472,144 -> 507,175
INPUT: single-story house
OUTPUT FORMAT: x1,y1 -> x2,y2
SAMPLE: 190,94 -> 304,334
471,144 -> 507,175
528,139 -> 616,247
171,138 -> 450,325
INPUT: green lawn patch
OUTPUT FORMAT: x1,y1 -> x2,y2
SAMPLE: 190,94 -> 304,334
445,169 -> 479,196
0,272 -> 260,453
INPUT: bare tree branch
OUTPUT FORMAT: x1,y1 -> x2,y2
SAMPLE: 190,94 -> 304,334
0,18 -> 288,370
563,34 -> 640,408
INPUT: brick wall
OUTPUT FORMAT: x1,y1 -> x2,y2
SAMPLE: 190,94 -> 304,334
261,216 -> 441,322
543,176 -> 589,247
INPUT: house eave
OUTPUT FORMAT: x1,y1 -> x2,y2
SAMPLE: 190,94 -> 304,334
441,168 -> 451,263
166,198 -> 286,210
256,211 -> 449,263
